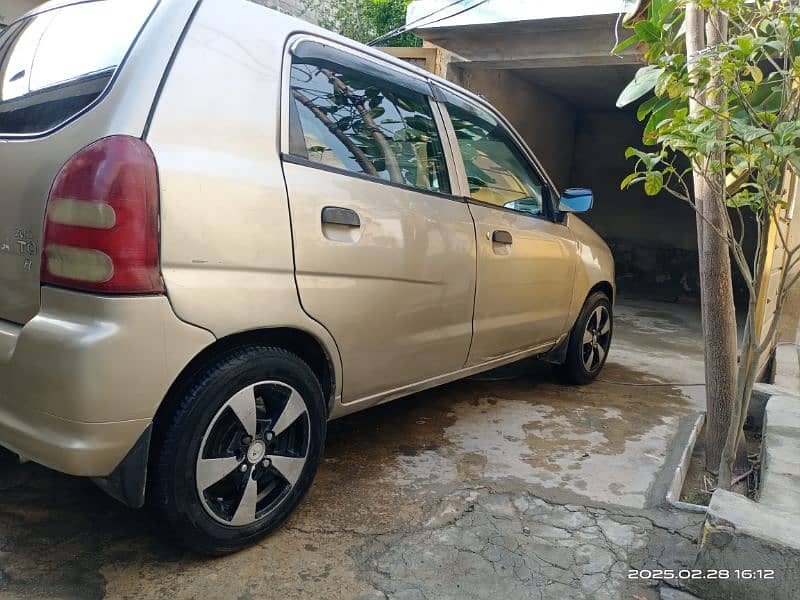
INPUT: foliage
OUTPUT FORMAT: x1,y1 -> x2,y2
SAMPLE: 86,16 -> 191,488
301,0 -> 421,46
618,0 -> 799,204
365,0 -> 421,47
616,0 -> 800,485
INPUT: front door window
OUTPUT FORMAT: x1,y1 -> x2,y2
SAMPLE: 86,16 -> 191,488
444,93 -> 549,217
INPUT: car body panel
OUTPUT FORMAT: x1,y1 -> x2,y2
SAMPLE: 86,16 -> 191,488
0,0 -> 615,489
0,286 -> 213,475
565,214 -> 617,319
0,0 -> 198,325
143,0 -> 346,406
466,203 -> 577,363
283,160 -> 477,402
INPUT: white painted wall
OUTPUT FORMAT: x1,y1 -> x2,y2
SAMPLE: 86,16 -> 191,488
407,0 -> 633,28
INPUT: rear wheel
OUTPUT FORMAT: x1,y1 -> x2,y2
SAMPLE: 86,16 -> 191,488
150,346 -> 326,555
555,292 -> 613,385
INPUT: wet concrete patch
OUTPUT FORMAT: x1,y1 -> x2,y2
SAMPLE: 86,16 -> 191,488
374,359 -> 695,509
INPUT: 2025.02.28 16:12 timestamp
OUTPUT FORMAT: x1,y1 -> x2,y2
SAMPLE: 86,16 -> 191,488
628,569 -> 776,580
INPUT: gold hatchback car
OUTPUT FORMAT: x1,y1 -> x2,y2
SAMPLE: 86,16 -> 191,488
0,0 -> 614,553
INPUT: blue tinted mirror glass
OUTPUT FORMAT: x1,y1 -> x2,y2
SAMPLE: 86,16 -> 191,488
558,188 -> 593,213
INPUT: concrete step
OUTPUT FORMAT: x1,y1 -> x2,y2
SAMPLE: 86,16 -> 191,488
692,391 -> 800,599
759,395 -> 800,515
773,344 -> 800,391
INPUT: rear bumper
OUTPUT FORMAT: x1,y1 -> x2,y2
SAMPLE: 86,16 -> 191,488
0,287 -> 214,476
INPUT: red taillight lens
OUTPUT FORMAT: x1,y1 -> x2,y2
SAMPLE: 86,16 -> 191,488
42,135 -> 163,294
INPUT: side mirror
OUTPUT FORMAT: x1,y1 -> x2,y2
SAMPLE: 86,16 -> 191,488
558,188 -> 594,213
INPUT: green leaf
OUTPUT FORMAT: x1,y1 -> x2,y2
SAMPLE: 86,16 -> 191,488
764,40 -> 785,53
634,21 -> 661,43
644,171 -> 664,196
637,96 -> 660,121
731,120 -> 771,143
611,33 -> 640,55
617,66 -> 665,108
651,0 -> 678,22
736,35 -> 754,55
620,173 -> 643,190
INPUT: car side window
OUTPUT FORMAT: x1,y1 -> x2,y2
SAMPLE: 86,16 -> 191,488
444,93 -> 548,217
288,43 -> 450,195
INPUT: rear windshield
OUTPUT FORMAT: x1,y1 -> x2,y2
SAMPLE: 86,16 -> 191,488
0,0 -> 157,135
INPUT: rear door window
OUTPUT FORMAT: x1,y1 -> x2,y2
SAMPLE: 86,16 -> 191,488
287,41 -> 451,195
0,0 -> 157,135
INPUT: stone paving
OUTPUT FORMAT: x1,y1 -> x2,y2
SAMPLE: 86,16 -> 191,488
0,298 -> 710,599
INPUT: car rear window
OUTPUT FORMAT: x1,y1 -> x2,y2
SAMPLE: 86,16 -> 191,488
0,0 -> 158,135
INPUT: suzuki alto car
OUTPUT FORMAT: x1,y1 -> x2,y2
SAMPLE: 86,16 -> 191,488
0,0 -> 614,554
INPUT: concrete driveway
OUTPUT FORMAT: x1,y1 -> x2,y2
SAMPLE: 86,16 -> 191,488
0,298 -> 708,600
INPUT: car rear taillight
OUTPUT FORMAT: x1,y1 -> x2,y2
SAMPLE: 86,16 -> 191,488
42,135 -> 164,294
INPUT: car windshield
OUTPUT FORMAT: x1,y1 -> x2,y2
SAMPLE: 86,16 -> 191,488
0,0 -> 157,135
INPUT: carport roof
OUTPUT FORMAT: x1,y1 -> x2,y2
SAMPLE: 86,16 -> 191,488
412,13 -> 642,111
407,0 -> 634,27
413,14 -> 640,69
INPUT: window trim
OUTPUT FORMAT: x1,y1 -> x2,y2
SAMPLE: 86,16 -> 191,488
0,0 -> 160,140
281,152 -> 467,204
279,33 -> 464,198
290,39 -> 432,98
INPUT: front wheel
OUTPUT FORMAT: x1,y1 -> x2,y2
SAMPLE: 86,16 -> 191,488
150,346 -> 326,555
555,292 -> 613,385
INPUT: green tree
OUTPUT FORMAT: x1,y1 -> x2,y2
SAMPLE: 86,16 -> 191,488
616,0 -> 800,488
364,0 -> 421,47
302,0 -> 421,46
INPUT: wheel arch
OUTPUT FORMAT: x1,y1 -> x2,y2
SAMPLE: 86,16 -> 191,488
589,281 -> 614,305
132,326 -> 337,509
155,327 -> 338,427
543,281 -> 614,366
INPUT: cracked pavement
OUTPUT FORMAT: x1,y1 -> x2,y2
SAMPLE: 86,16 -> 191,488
351,490 -> 704,600
0,299 -> 709,599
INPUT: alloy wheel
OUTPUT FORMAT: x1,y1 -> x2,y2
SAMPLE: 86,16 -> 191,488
195,381 -> 310,526
581,305 -> 612,373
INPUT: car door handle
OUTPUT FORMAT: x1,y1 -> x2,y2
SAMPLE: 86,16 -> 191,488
492,230 -> 513,245
322,206 -> 361,228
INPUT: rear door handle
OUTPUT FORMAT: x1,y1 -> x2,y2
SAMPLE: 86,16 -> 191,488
322,206 -> 360,228
492,230 -> 513,245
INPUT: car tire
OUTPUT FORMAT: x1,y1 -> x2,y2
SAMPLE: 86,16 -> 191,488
555,291 -> 613,385
149,345 -> 326,555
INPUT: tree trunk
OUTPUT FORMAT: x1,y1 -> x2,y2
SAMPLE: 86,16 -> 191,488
686,5 -> 740,472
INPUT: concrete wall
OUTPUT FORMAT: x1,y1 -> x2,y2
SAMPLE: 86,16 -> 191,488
451,67 -> 577,189
571,110 -> 699,251
570,110 -> 704,298
572,110 -> 756,300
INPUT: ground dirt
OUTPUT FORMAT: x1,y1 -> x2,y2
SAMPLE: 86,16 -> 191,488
0,298 -> 710,599
680,423 -> 763,506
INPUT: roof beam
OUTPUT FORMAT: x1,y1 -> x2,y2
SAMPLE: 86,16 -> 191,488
416,14 -> 641,69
